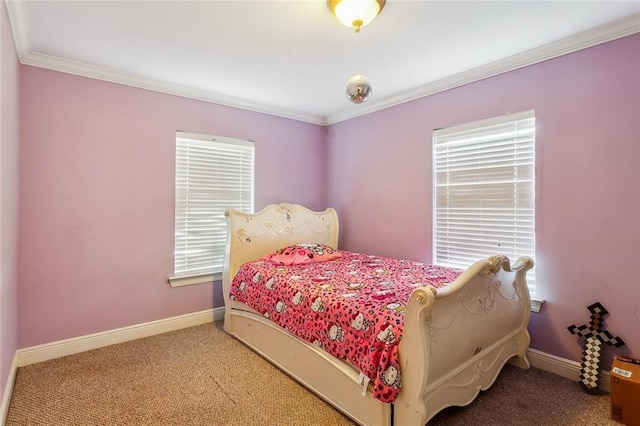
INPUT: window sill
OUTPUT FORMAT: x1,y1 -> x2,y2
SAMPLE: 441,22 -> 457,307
169,272 -> 221,288
531,298 -> 544,313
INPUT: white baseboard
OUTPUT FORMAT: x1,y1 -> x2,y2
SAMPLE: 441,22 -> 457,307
3,309 -> 608,426
1,353 -> 18,426
527,347 -> 611,393
17,307 -> 224,367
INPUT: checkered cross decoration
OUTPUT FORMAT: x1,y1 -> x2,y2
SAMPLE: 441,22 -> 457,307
567,302 -> 625,394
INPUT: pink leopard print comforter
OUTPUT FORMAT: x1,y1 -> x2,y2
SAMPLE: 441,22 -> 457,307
229,250 -> 462,403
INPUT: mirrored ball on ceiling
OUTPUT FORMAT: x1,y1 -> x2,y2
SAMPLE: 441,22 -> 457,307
345,74 -> 372,104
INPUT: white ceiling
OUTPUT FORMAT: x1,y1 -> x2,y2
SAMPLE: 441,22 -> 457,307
6,1 -> 640,125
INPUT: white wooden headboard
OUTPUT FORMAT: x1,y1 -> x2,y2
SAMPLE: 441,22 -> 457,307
222,203 -> 339,303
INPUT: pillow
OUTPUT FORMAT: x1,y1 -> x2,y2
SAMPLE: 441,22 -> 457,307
263,243 -> 341,265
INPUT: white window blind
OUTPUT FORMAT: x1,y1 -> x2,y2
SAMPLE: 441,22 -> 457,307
433,110 -> 535,294
172,132 -> 254,286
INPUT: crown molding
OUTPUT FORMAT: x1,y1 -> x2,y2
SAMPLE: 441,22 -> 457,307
6,0 -> 325,124
5,0 -> 30,57
19,51 -> 327,126
6,1 -> 639,127
326,12 -> 640,125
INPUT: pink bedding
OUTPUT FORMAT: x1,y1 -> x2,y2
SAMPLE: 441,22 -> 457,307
229,250 -> 462,403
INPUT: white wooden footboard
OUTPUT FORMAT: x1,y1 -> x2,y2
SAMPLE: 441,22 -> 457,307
395,255 -> 533,425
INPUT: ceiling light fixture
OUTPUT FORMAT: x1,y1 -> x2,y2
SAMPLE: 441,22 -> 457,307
328,0 -> 386,33
345,74 -> 372,104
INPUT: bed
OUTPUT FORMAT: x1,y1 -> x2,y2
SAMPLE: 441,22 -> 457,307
222,203 -> 534,426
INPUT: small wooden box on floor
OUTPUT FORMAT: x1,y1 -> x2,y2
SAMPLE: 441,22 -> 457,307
611,356 -> 640,425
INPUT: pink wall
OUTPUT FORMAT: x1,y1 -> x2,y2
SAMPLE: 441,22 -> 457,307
18,67 -> 327,348
327,34 -> 640,365
1,0 -> 19,408
10,19 -> 640,373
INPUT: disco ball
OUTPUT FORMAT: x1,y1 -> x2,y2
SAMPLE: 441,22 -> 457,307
345,74 -> 372,104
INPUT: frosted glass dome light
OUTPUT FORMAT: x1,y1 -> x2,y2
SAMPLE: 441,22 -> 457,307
329,0 -> 386,33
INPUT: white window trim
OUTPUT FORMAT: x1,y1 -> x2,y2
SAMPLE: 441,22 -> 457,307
169,272 -> 221,288
531,299 -> 544,313
432,110 -> 539,311
170,131 -> 254,288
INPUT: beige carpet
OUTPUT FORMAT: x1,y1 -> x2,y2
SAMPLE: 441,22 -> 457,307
6,322 -> 618,425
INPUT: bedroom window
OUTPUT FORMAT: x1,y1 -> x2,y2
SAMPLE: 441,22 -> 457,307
170,132 -> 255,287
433,110 -> 536,296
